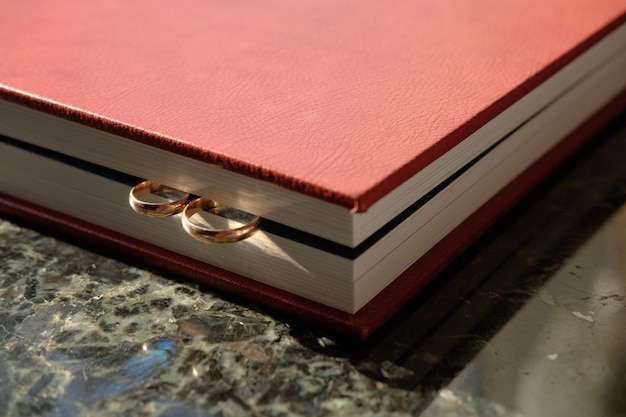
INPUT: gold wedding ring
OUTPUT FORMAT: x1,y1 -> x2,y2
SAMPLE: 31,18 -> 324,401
129,180 -> 190,217
182,198 -> 260,243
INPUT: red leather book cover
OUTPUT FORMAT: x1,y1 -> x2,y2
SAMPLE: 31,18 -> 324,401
0,0 -> 625,212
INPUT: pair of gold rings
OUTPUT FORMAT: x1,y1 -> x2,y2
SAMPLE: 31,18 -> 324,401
129,180 -> 260,243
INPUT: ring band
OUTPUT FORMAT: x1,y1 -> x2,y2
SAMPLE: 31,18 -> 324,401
129,180 -> 190,217
182,198 -> 260,243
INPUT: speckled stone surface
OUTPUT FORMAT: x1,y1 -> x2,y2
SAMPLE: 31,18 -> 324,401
0,221 -> 422,416
2,111 -> 626,416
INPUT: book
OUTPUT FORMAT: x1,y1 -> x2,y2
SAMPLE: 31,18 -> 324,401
1,0 -> 626,339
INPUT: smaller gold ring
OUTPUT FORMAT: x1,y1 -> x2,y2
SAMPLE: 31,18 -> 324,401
129,180 -> 190,217
182,198 -> 260,243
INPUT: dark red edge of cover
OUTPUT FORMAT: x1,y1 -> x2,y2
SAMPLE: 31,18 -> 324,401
1,14 -> 624,214
1,89 -> 625,340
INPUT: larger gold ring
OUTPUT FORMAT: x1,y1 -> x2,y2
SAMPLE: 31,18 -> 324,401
129,180 -> 190,217
182,198 -> 260,243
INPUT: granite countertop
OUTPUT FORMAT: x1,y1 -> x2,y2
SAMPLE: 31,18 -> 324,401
0,221 -> 421,416
2,111 -> 626,417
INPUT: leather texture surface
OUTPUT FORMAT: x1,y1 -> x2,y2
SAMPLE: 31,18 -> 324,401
2,89 -> 624,339
1,0 -> 625,212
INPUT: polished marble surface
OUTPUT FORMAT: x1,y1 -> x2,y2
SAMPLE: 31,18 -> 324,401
2,111 -> 626,416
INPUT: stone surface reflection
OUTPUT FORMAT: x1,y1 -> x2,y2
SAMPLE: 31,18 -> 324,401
422,201 -> 626,417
